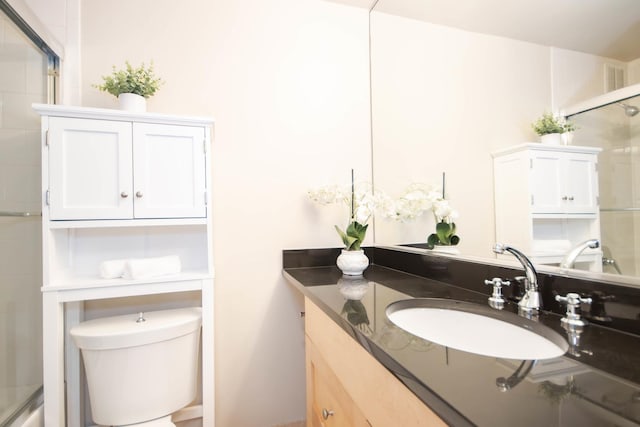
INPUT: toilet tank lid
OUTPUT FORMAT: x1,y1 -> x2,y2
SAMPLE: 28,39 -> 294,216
70,307 -> 202,350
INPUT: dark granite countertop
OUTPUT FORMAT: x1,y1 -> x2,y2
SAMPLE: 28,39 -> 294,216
284,248 -> 640,427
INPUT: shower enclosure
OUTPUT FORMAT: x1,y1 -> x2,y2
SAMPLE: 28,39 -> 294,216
0,2 -> 57,425
565,86 -> 640,277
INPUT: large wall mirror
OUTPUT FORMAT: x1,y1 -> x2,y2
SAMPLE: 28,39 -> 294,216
370,0 -> 640,287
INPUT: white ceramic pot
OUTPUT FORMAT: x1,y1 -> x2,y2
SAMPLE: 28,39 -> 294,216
431,245 -> 460,255
336,249 -> 369,276
118,93 -> 146,112
540,133 -> 563,145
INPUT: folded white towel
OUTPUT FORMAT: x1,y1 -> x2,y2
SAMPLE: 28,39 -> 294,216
99,259 -> 128,279
122,255 -> 182,280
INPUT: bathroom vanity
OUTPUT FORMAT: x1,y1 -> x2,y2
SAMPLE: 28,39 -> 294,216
34,104 -> 215,426
284,247 -> 640,426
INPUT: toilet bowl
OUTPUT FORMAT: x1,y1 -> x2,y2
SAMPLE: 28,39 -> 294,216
70,307 -> 202,427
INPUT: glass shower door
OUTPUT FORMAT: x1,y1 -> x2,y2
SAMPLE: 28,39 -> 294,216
0,1 -> 56,424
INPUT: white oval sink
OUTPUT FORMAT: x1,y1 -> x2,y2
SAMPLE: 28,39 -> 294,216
386,299 -> 568,360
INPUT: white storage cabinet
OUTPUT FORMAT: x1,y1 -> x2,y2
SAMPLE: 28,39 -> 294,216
34,104 -> 215,427
493,143 -> 602,269
48,117 -> 206,220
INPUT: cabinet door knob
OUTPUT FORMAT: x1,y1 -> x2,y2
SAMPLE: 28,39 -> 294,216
561,196 -> 568,201
120,192 -> 129,198
136,191 -> 143,198
568,196 -> 574,201
322,408 -> 334,420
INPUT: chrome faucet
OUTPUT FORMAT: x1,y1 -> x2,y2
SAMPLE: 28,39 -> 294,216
493,243 -> 541,312
560,239 -> 600,269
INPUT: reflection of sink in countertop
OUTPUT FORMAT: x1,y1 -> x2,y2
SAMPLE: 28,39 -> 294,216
386,298 -> 568,360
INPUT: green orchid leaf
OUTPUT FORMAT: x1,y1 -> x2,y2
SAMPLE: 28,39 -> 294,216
426,233 -> 439,249
435,221 -> 452,245
335,225 -> 359,250
339,221 -> 368,251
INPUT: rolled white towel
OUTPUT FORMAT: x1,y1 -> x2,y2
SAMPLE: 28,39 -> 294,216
122,255 -> 182,280
99,259 -> 128,279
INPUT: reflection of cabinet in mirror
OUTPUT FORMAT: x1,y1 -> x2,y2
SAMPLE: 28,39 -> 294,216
492,144 -> 602,270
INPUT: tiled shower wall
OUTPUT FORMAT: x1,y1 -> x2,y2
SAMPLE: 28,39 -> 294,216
0,8 -> 45,421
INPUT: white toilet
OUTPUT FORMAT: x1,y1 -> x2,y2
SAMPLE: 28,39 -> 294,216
70,307 -> 202,426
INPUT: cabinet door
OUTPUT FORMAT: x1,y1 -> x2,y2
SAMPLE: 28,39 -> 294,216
563,154 -> 598,214
530,153 -> 564,214
306,337 -> 369,427
48,117 -> 133,220
530,151 -> 598,215
132,123 -> 207,219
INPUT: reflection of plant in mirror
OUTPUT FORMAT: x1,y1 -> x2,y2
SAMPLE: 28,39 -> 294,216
538,378 -> 576,404
381,183 -> 460,249
532,112 -> 575,135
341,299 -> 372,335
381,183 -> 442,221
427,221 -> 459,248
426,199 -> 460,248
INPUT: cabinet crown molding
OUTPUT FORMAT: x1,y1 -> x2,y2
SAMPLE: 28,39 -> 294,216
33,103 -> 214,127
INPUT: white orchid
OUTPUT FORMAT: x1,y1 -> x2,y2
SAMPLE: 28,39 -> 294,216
432,199 -> 459,223
383,183 -> 442,222
383,182 -> 461,248
308,176 -> 384,251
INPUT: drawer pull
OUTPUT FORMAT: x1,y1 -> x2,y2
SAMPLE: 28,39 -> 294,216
322,408 -> 334,420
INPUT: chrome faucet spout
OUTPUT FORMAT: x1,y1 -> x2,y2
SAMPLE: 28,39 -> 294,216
493,243 -> 540,312
560,239 -> 600,269
493,243 -> 538,291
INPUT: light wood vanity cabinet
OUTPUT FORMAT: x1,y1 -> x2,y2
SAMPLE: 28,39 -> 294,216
304,297 -> 447,427
306,336 -> 369,427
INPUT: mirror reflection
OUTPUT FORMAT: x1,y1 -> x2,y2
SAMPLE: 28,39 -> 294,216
370,1 -> 640,285
564,92 -> 640,277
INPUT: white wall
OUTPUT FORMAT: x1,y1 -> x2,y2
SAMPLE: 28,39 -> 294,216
551,47 -> 627,108
78,1 -> 371,426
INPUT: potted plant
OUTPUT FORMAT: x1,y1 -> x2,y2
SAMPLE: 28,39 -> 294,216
532,112 -> 575,145
426,199 -> 460,252
95,61 -> 163,112
308,170 -> 382,275
382,183 -> 460,253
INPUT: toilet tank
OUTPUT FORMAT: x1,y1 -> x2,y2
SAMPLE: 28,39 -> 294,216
70,307 -> 202,426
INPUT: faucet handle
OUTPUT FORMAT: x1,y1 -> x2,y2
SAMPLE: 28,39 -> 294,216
484,278 -> 510,309
556,292 -> 593,328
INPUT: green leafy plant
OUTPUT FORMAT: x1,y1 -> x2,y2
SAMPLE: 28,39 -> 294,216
335,221 -> 368,251
427,220 -> 460,248
424,198 -> 460,249
532,112 -> 575,136
94,61 -> 163,98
